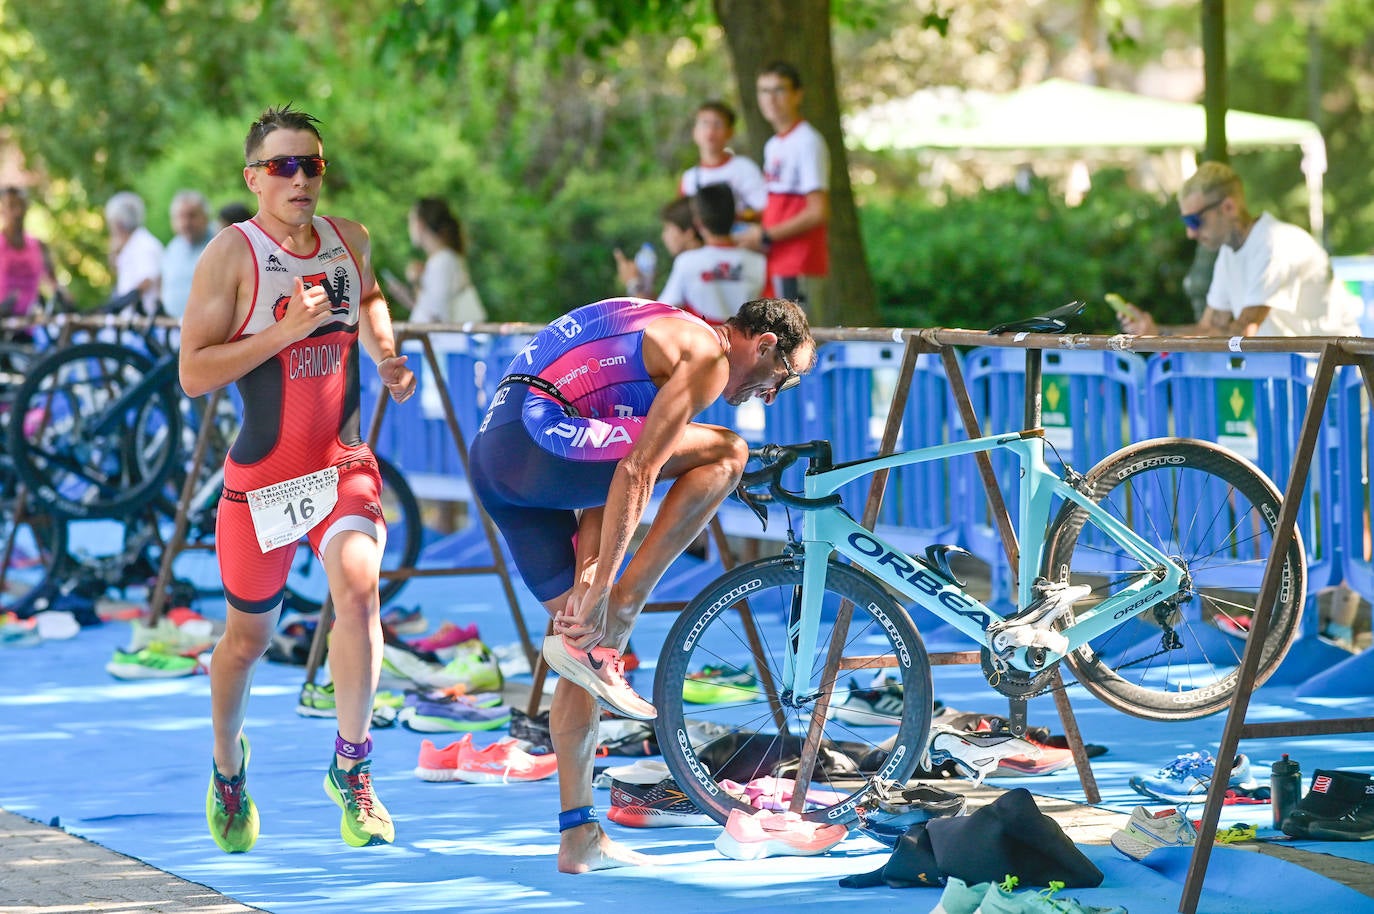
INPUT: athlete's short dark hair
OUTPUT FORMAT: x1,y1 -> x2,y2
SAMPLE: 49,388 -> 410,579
759,61 -> 802,90
727,298 -> 812,363
695,100 -> 736,128
245,103 -> 323,161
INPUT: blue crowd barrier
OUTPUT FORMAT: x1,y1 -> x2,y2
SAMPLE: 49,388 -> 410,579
1144,351 -> 1337,595
962,347 -> 1149,606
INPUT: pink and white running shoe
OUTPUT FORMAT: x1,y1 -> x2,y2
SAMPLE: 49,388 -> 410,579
714,808 -> 848,860
541,635 -> 656,720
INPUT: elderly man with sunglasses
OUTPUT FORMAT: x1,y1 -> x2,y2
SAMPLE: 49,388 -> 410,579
469,296 -> 813,874
1118,161 -> 1360,338
180,104 -> 416,855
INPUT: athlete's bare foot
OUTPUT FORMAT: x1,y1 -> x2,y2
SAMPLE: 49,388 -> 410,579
557,823 -> 653,873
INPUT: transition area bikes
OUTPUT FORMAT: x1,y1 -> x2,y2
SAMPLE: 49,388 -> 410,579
0,309 -> 421,619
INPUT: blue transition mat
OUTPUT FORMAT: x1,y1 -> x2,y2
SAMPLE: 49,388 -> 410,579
3,564 -> 1373,914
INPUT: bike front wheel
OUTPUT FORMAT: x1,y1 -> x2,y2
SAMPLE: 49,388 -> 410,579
653,555 -> 932,825
1042,438 -> 1305,721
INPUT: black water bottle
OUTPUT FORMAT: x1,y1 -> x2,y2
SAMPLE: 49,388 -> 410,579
1271,754 -> 1302,830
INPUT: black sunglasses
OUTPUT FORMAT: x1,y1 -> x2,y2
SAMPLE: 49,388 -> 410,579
1180,197 -> 1224,231
773,348 -> 801,396
247,155 -> 328,179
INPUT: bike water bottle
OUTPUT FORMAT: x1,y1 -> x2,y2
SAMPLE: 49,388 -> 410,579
633,242 -> 657,295
1271,754 -> 1302,829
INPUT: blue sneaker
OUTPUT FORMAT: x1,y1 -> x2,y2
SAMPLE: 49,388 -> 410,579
1128,751 -> 1258,804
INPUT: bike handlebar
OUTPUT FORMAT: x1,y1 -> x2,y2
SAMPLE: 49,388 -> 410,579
739,440 -> 843,511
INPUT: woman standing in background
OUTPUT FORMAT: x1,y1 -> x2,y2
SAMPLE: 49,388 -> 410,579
394,197 -> 485,325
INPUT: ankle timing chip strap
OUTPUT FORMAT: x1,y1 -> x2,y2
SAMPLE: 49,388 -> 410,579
336,733 -> 373,760
558,806 -> 599,832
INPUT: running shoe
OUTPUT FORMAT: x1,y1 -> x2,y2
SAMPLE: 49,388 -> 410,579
404,684 -> 502,708
713,807 -> 847,860
106,644 -> 200,679
324,756 -> 394,847
380,643 -> 462,689
978,877 -> 1128,914
399,696 -> 511,732
607,775 -> 715,827
440,639 -> 503,693
682,664 -> 757,704
596,759 -> 669,787
926,725 -> 1040,784
296,682 -> 401,728
509,707 -> 554,754
206,735 -> 259,853
410,621 -> 480,657
1128,751 -> 1258,805
381,604 -> 427,635
1109,805 -> 1198,860
741,776 -> 850,813
826,675 -> 904,726
1282,769 -> 1374,840
976,719 -> 1075,777
931,876 -> 993,914
541,635 -> 656,720
0,612 -> 39,647
415,734 -> 559,784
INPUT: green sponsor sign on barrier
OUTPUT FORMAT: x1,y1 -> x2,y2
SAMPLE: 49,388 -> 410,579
1216,378 -> 1258,460
1042,374 -> 1072,450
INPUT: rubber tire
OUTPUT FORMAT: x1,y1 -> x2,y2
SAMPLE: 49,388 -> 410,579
653,555 -> 932,825
1042,437 -> 1305,720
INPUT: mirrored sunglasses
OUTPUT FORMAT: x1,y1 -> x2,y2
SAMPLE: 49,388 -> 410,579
247,155 -> 328,179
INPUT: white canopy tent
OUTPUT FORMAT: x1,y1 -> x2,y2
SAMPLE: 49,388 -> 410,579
845,79 -> 1328,234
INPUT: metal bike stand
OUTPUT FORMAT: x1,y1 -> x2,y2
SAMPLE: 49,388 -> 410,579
300,330 -> 537,690
785,333 -> 1102,810
1177,341 -> 1374,914
145,387 -> 225,625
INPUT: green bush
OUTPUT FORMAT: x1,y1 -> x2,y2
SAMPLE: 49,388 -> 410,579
863,172 -> 1196,333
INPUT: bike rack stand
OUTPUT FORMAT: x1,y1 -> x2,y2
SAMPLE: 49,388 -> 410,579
1177,341 -> 1374,914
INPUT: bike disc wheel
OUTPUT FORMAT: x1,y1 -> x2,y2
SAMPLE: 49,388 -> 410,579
653,555 -> 931,825
1042,438 -> 1305,720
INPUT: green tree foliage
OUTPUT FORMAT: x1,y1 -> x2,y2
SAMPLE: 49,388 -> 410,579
863,172 -> 1194,332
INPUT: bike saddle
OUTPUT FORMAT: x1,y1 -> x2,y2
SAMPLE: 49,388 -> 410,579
987,300 -> 1084,335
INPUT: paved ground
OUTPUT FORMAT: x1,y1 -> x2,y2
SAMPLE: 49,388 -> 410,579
4,783 -> 1370,913
0,808 -> 262,914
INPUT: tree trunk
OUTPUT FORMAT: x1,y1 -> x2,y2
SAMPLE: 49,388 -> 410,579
1201,0 -> 1228,164
713,0 -> 877,327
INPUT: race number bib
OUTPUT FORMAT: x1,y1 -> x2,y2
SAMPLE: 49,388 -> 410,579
246,466 -> 339,553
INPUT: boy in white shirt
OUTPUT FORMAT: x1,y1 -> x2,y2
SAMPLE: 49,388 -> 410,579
658,184 -> 766,323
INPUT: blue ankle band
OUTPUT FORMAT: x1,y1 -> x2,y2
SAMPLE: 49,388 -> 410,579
335,733 -> 372,760
558,806 -> 598,832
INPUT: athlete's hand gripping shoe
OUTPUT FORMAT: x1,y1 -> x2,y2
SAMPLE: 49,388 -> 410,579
541,635 -> 656,720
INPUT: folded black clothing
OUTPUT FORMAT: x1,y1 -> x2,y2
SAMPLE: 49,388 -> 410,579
841,787 -> 1102,890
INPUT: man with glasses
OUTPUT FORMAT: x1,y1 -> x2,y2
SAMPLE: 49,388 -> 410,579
180,104 -> 415,854
470,296 -> 812,873
1119,161 -> 1360,338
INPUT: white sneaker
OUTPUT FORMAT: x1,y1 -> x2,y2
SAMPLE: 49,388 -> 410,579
541,635 -> 656,720
927,725 -> 1041,784
1110,805 -> 1198,860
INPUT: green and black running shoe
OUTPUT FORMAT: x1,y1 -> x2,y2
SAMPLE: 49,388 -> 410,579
206,735 -> 260,853
324,756 -> 395,847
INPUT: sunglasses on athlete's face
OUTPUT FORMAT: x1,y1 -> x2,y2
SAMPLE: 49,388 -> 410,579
247,155 -> 328,179
1180,197 -> 1224,231
772,348 -> 801,397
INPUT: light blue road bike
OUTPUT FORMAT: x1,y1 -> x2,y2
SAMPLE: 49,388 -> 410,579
652,431 -> 1304,825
